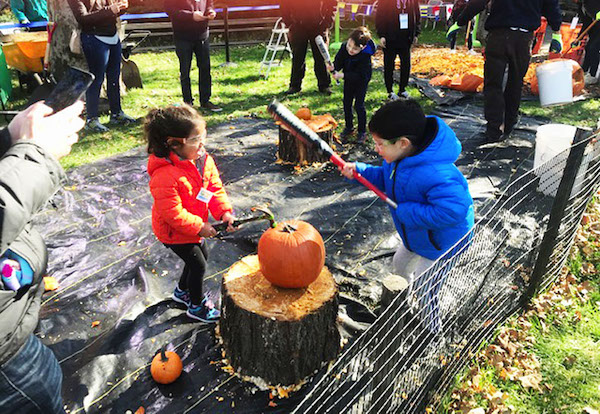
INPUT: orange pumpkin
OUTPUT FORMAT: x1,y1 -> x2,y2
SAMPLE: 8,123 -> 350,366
257,220 -> 325,288
150,349 -> 183,384
295,107 -> 312,120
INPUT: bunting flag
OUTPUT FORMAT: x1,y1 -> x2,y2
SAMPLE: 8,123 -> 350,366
351,3 -> 359,20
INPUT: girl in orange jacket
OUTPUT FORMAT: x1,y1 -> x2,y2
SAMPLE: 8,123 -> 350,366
145,105 -> 236,322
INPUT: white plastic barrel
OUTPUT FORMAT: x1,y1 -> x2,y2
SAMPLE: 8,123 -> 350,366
535,124 -> 583,197
536,60 -> 573,107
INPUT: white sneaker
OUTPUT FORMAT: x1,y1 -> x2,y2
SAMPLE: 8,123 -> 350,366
400,91 -> 410,99
467,49 -> 478,55
388,92 -> 400,101
449,49 -> 457,54
584,72 -> 598,86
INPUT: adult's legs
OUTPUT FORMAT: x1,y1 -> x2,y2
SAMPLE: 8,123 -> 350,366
449,30 -> 458,50
194,38 -> 212,104
583,25 -> 600,77
289,31 -> 309,90
81,33 -> 110,120
0,335 -> 65,414
483,29 -> 508,139
503,31 -> 533,133
105,40 -> 123,115
175,38 -> 195,104
309,33 -> 332,90
382,44 -> 398,94
397,45 -> 411,94
166,242 -> 209,306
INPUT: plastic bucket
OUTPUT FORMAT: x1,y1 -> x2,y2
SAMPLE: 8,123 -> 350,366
534,124 -> 577,197
535,60 -> 573,107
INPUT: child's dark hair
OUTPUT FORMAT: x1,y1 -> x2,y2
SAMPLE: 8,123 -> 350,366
144,104 -> 206,158
368,99 -> 427,147
349,26 -> 372,47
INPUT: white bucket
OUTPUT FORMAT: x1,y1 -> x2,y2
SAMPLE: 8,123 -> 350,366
535,124 -> 576,197
536,60 -> 573,107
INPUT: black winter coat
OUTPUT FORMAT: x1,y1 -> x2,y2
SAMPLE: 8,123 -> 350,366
375,0 -> 421,46
0,129 -> 64,365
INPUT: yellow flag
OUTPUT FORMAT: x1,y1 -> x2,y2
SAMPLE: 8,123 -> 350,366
338,2 -> 346,8
351,4 -> 359,13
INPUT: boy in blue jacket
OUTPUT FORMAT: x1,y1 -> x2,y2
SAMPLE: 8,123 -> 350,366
328,26 -> 376,144
340,99 -> 474,334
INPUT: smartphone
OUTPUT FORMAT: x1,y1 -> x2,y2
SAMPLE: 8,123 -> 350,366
44,67 -> 95,113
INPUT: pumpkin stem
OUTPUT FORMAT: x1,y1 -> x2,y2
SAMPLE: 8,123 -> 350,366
160,348 -> 168,362
282,222 -> 297,233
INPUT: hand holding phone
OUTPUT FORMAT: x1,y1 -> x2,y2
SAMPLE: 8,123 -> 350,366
44,67 -> 94,114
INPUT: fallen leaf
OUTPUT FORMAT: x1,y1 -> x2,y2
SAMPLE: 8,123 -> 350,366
268,401 -> 277,407
91,320 -> 100,328
468,408 -> 485,414
519,373 -> 542,391
134,407 -> 145,414
43,276 -> 59,291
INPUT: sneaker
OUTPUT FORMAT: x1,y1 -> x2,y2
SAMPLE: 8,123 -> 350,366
200,101 -> 223,112
467,49 -> 478,56
186,299 -> 220,323
85,118 -> 109,133
399,91 -> 410,99
172,286 -> 191,307
584,72 -> 598,86
388,92 -> 400,101
284,86 -> 301,95
340,127 -> 355,140
319,87 -> 332,96
356,132 -> 368,144
110,111 -> 137,125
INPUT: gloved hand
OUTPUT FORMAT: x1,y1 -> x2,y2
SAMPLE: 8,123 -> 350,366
20,18 -> 30,24
596,11 -> 600,20
446,23 -> 460,40
550,32 -> 563,53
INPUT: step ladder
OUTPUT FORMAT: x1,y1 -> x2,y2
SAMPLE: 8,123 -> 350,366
259,18 -> 291,79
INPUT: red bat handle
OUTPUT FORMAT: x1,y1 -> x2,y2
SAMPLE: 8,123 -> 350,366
330,154 -> 398,209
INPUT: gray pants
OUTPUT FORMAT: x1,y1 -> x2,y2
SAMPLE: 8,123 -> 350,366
393,242 -> 445,334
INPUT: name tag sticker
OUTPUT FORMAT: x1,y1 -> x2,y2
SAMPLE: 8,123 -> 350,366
399,13 -> 409,30
196,187 -> 214,203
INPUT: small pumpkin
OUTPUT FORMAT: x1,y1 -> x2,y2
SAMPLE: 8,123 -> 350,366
150,349 -> 183,384
295,107 -> 312,120
257,220 -> 325,288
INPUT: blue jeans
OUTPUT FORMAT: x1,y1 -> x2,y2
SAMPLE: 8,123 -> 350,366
0,335 -> 64,413
81,33 -> 122,119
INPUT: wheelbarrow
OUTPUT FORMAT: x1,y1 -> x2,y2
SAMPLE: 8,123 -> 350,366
120,30 -> 150,90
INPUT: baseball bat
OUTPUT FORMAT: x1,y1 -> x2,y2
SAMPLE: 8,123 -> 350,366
315,35 -> 340,85
268,100 -> 398,209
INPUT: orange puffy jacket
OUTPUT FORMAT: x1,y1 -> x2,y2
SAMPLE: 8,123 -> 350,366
148,151 -> 232,244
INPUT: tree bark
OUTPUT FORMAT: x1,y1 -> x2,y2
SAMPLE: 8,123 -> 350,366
48,0 -> 87,79
278,125 -> 334,165
219,255 -> 340,387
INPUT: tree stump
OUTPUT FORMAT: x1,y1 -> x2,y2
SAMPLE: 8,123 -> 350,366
380,274 -> 409,313
278,125 -> 334,165
219,255 -> 340,387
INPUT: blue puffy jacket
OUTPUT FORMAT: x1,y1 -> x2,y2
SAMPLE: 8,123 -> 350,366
355,116 -> 474,260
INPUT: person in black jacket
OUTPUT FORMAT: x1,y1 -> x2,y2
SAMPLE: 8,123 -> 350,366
280,0 -> 337,95
68,0 -> 137,132
449,0 -> 562,143
0,101 -> 85,414
375,0 -> 421,100
579,0 -> 600,84
329,27 -> 376,143
166,0 -> 222,112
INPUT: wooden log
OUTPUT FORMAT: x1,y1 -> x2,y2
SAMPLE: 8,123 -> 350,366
278,124 -> 334,165
219,255 -> 340,387
380,274 -> 409,313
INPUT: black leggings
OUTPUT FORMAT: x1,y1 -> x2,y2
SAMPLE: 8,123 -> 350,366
165,242 -> 208,306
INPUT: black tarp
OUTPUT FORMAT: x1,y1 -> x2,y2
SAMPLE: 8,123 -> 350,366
32,103 -> 546,413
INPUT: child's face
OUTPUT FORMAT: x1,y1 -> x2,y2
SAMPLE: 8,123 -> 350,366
372,133 -> 414,163
346,38 -> 364,56
169,128 -> 207,161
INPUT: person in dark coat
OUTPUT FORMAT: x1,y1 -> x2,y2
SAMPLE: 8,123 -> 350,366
375,0 -> 421,100
579,0 -> 600,84
447,0 -> 474,51
166,0 -> 222,111
280,0 -> 337,95
449,0 -> 563,143
0,101 -> 85,414
330,26 -> 376,143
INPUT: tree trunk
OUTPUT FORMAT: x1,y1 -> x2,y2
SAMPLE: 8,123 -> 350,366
218,255 -> 340,387
48,0 -> 87,79
278,125 -> 334,165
